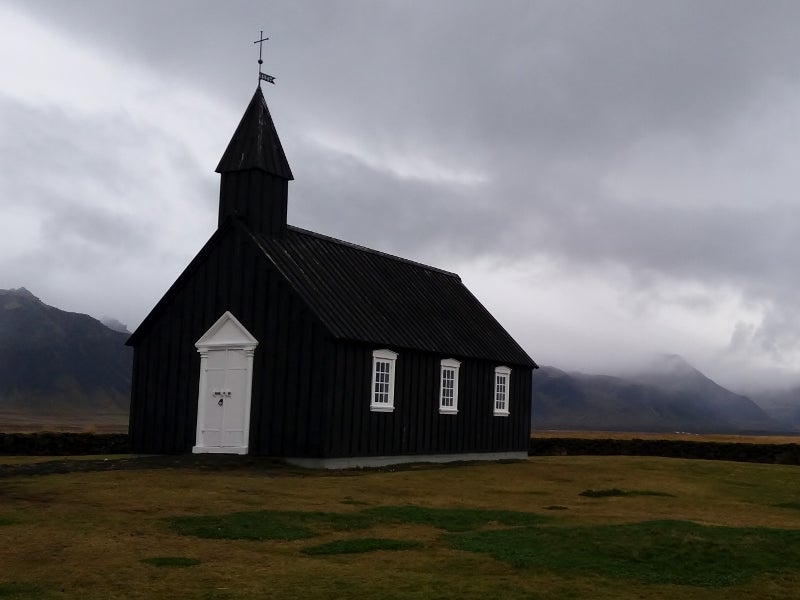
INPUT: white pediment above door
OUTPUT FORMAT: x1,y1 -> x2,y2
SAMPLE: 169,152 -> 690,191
195,311 -> 258,350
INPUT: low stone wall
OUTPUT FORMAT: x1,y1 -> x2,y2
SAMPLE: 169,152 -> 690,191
0,432 -> 130,456
4,432 -> 800,464
530,437 -> 800,465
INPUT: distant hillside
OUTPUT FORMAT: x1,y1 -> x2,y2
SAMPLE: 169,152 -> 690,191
752,386 -> 800,430
533,355 -> 790,434
0,288 -> 131,431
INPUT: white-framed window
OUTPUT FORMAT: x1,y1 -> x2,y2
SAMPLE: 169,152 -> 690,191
439,358 -> 461,414
494,366 -> 511,416
371,349 -> 398,412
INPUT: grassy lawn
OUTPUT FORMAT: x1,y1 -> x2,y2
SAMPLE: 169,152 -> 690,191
3,456 -> 800,599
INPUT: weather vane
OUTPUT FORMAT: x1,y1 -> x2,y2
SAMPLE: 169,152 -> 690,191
254,30 -> 276,85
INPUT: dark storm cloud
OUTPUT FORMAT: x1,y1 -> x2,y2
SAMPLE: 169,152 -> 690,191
6,0 -> 800,384
20,0 -> 800,178
288,140 -> 505,262
271,1 -> 800,275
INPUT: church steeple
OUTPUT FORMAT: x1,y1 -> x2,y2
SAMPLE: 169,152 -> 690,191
216,86 -> 293,179
216,86 -> 293,235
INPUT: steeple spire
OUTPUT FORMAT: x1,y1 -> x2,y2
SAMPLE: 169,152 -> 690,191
215,86 -> 293,179
215,35 -> 293,236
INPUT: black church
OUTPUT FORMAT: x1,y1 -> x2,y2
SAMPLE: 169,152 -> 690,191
127,78 -> 538,468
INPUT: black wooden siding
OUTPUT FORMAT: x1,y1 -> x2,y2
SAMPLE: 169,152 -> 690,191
129,225 -> 328,456
322,341 -> 532,458
218,171 -> 288,236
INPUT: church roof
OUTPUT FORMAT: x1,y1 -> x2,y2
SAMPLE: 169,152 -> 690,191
247,225 -> 537,367
127,219 -> 536,368
215,86 -> 294,180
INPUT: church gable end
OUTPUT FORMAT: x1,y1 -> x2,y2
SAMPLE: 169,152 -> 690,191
127,223 -> 332,456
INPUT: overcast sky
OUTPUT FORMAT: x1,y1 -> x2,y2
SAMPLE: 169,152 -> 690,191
2,0 -> 800,392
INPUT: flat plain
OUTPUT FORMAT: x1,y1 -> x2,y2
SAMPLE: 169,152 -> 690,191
534,430 -> 800,444
2,455 -> 800,599
0,410 -> 128,434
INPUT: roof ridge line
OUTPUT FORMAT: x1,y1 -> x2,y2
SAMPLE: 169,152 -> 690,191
283,225 -> 461,279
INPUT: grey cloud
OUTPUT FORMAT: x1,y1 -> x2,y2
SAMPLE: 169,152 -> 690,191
289,140 -> 506,261
19,0 -> 800,175
0,93 -> 214,325
727,295 -> 800,367
7,0 -> 800,386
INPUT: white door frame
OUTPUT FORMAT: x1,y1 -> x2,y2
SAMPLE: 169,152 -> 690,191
192,311 -> 258,455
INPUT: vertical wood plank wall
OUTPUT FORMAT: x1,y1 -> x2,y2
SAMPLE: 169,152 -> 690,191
322,342 -> 532,458
129,227 -> 326,456
218,172 -> 288,237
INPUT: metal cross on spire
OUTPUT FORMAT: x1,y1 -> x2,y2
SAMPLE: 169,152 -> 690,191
254,30 -> 276,85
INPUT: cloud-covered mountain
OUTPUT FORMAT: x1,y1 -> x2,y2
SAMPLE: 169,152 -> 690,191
0,288 -> 131,429
751,386 -> 800,431
533,354 -> 790,434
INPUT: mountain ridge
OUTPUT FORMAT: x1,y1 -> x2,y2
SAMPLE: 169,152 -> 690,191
533,356 -> 792,434
0,288 -> 131,428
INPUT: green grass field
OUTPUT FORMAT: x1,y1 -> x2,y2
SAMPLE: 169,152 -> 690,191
3,455 -> 800,599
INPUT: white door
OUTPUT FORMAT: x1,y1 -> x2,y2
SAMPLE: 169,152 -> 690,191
193,311 -> 258,455
202,348 -> 248,448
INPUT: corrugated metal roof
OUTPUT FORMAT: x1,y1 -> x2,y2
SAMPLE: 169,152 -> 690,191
215,86 -> 294,180
249,225 -> 537,367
